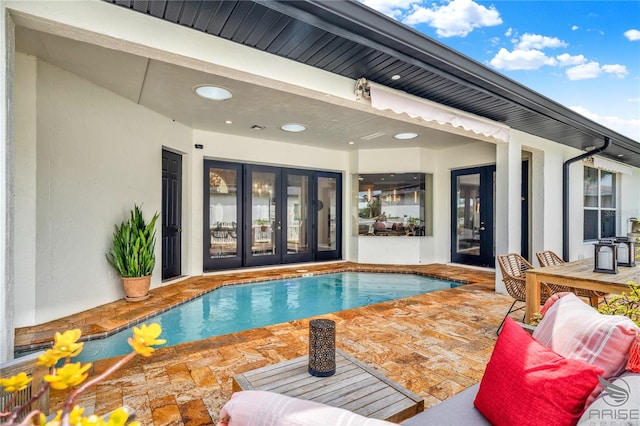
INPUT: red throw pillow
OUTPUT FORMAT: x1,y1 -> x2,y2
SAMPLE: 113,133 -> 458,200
474,318 -> 603,426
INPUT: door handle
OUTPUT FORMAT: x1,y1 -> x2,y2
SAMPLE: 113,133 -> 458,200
276,226 -> 282,230
479,227 -> 485,231
177,227 -> 182,232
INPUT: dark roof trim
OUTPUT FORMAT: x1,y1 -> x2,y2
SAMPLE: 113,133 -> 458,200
264,1 -> 638,149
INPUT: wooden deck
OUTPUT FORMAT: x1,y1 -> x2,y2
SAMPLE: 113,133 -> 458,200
232,349 -> 424,423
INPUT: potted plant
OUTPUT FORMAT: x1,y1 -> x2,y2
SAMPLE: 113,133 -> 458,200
107,205 -> 159,302
257,218 -> 269,232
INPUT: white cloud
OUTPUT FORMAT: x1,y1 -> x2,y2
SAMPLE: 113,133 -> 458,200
624,29 -> 640,41
566,62 -> 602,80
602,64 -> 629,78
570,106 -> 640,141
505,27 -> 513,37
516,33 -> 567,50
490,48 -> 557,70
359,0 -> 416,20
403,0 -> 502,38
556,53 -> 586,66
565,62 -> 629,80
490,32 -> 570,71
571,25 -> 579,31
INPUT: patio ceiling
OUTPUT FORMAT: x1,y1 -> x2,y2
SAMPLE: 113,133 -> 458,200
98,0 -> 640,167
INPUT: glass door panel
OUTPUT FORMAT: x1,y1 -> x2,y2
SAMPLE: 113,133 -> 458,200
282,169 -> 313,263
203,161 -> 242,270
451,166 -> 495,267
315,173 -> 342,260
455,173 -> 481,256
251,170 -> 277,257
286,174 -> 309,254
245,166 -> 282,267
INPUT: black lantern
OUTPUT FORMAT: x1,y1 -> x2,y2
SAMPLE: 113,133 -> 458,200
615,237 -> 636,267
594,240 -> 618,274
308,319 -> 336,377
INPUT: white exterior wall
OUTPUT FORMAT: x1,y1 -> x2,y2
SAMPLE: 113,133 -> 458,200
14,53 -> 37,327
14,58 -> 192,325
1,5 -> 15,361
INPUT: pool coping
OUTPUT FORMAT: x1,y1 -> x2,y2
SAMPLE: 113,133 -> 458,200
14,262 -> 495,353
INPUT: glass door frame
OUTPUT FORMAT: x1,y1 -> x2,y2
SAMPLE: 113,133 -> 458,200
203,160 -> 243,271
314,171 -> 342,261
203,161 -> 342,271
450,165 -> 495,267
244,164 -> 282,267
281,168 -> 314,264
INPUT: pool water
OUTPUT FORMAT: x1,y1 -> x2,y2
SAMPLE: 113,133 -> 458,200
73,272 -> 463,363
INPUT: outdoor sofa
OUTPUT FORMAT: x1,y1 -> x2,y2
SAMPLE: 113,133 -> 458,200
217,292 -> 640,425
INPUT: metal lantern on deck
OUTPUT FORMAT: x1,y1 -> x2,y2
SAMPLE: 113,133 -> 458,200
615,237 -> 636,267
308,319 -> 336,377
594,240 -> 618,274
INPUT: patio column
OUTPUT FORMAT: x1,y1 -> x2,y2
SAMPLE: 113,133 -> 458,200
495,139 -> 522,294
1,5 -> 15,362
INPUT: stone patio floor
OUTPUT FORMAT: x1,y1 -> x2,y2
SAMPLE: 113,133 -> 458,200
14,262 -> 515,425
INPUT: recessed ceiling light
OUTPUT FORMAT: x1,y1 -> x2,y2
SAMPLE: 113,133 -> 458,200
225,120 -> 233,125
348,141 -> 355,145
391,74 -> 401,80
280,123 -> 306,132
194,85 -> 232,100
618,154 -> 624,157
394,132 -> 419,140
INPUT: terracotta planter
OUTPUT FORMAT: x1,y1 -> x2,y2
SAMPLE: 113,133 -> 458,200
122,275 -> 151,302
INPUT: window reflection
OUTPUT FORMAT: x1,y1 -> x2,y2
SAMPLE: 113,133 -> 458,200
355,173 -> 432,236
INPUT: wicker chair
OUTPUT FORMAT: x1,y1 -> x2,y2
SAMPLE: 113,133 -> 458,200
497,253 -> 555,334
535,250 -> 606,306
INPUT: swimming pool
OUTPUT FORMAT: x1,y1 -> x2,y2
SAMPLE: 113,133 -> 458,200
72,272 -> 463,363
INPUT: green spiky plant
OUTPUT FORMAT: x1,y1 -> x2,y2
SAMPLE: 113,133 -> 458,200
107,205 -> 159,278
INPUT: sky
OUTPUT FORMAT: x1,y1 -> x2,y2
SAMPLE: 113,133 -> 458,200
359,0 -> 640,143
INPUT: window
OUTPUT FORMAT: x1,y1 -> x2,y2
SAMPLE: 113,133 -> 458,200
584,166 -> 617,241
354,173 -> 433,236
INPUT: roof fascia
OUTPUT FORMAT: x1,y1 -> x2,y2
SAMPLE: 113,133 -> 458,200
262,0 -> 638,148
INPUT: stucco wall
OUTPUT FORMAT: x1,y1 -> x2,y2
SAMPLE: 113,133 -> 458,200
14,53 -> 37,327
14,57 -> 192,325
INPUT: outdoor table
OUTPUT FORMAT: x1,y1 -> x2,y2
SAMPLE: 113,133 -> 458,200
525,258 -> 640,322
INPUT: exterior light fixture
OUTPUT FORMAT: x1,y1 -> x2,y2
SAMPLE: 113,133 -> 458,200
615,237 -> 635,267
593,240 -> 618,273
281,123 -> 307,132
308,319 -> 336,377
394,132 -> 418,140
194,85 -> 232,100
391,75 -> 401,80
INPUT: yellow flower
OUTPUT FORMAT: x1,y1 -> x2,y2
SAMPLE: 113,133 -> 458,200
128,323 -> 165,357
52,329 -> 84,358
102,406 -> 135,426
44,362 -> 92,390
37,348 -> 62,367
47,405 -> 84,426
0,372 -> 32,392
77,414 -> 103,426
